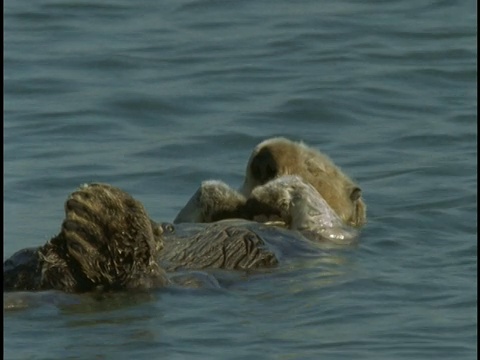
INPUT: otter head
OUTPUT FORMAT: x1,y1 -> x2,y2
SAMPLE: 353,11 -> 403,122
241,137 -> 298,196
241,137 -> 367,227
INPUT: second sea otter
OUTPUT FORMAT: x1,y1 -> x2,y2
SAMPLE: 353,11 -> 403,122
174,137 -> 366,227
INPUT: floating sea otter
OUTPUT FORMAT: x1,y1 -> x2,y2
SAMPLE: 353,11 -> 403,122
4,138 -> 366,293
175,137 -> 366,227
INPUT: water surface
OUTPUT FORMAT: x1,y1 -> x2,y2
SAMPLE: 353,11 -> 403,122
4,0 -> 477,359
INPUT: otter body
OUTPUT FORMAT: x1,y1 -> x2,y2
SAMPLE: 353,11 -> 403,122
160,221 -> 279,272
4,178 -> 356,293
4,137 -> 365,294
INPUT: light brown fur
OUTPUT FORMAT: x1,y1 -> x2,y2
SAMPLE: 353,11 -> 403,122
174,180 -> 247,224
241,137 -> 366,227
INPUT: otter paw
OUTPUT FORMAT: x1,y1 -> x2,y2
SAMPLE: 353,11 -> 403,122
174,180 -> 246,223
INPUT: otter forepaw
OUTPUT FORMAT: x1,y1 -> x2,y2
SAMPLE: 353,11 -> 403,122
174,180 -> 247,223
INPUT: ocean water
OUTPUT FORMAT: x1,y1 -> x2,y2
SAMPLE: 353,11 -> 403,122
3,0 -> 477,359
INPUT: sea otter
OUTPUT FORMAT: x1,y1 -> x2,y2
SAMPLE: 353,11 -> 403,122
4,176 -> 357,293
4,137 -> 365,293
174,137 -> 366,227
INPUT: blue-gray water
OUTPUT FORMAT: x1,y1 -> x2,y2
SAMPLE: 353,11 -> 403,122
4,0 -> 477,359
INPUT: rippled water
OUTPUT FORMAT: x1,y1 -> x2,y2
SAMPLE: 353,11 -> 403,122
4,0 -> 477,359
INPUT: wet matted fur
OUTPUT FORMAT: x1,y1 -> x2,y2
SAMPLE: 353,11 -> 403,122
4,184 -> 168,293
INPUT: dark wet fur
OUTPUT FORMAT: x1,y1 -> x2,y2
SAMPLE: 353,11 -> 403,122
4,184 -> 168,293
4,235 -> 95,293
4,248 -> 43,291
62,184 -> 168,291
4,184 -> 280,293
160,222 -> 279,272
